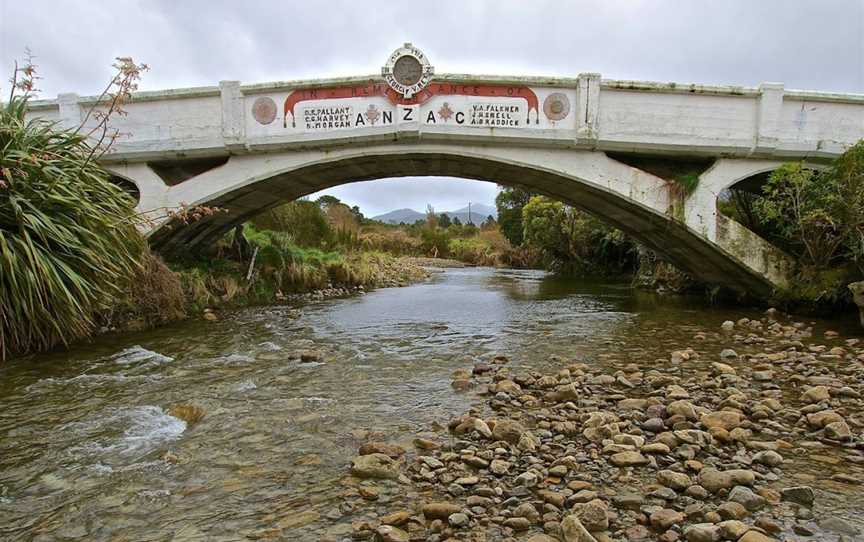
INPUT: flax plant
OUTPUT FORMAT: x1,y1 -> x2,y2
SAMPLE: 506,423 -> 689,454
0,84 -> 144,359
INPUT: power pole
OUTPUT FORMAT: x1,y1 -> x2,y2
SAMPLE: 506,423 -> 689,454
468,202 -> 472,225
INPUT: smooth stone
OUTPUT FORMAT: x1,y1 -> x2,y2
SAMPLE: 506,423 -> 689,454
650,508 -> 685,530
350,453 -> 399,479
422,502 -> 461,520
781,486 -> 815,507
609,451 -> 648,467
561,515 -> 598,542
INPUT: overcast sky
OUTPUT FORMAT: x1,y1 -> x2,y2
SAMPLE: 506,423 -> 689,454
2,0 -> 862,216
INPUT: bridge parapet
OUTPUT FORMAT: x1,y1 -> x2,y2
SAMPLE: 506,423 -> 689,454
26,72 -> 864,163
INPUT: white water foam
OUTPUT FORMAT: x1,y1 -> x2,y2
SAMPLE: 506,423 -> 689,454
235,380 -> 257,392
111,346 -> 174,365
67,406 -> 186,462
221,353 -> 255,363
258,341 -> 283,352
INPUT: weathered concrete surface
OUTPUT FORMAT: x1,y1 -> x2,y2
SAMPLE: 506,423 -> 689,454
27,72 -> 864,294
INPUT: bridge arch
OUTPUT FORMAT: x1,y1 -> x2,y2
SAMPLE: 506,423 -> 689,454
124,143 -> 791,295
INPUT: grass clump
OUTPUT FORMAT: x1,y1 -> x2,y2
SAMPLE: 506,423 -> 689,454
0,96 -> 144,359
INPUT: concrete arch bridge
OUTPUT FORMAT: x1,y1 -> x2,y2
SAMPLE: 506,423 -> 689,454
28,51 -> 864,296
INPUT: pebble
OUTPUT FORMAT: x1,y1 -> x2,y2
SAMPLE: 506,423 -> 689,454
344,311 -> 864,542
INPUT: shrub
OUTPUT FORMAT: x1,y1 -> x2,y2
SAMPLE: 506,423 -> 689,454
753,163 -> 845,266
0,96 -> 144,359
522,196 -> 636,274
251,200 -> 332,247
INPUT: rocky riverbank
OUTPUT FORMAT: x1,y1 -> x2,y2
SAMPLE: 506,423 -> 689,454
340,310 -> 863,542
403,257 -> 470,269
276,257 -> 432,304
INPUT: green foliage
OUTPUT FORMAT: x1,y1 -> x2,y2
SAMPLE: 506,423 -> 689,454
522,196 -> 636,274
831,141 -> 864,268
437,213 -> 452,228
753,163 -> 845,265
419,226 -> 450,257
674,172 -> 701,194
495,186 -> 533,246
0,96 -> 144,359
251,200 -> 332,248
522,197 -> 569,260
315,194 -> 341,208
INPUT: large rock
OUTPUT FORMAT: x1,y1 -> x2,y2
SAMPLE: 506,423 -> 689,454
801,385 -> 831,403
698,469 -> 755,493
609,451 -> 649,467
781,486 -> 815,506
561,515 -> 598,542
572,499 -> 608,531
717,520 -> 749,540
350,453 -> 399,479
358,442 -> 406,459
667,400 -> 699,420
491,419 -> 526,444
738,531 -> 778,542
806,410 -> 844,428
728,486 -> 766,511
824,420 -> 852,440
701,411 -> 743,431
657,470 -> 691,491
422,502 -> 461,520
472,418 -> 493,438
684,523 -> 721,542
376,525 -> 409,542
650,508 -> 685,530
495,379 -> 522,395
752,450 -> 783,467
513,502 -> 541,524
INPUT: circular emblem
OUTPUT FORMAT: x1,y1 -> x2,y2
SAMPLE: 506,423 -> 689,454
252,96 -> 277,125
543,92 -> 570,122
382,43 -> 434,99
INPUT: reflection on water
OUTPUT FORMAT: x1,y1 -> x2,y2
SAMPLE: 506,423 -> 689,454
0,267 -> 860,540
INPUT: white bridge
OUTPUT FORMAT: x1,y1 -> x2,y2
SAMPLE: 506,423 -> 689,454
28,48 -> 864,295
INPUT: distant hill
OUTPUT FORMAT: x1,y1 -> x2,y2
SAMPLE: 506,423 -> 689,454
373,204 -> 497,225
372,208 -> 426,224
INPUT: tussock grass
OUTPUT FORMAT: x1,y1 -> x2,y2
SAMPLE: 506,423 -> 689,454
0,96 -> 144,359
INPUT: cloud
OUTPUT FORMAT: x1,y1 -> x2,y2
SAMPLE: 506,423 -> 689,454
311,177 -> 499,217
2,0 -> 861,213
3,0 -> 861,97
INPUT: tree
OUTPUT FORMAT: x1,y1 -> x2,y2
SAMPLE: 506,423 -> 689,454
316,194 -> 341,208
495,187 -> 533,246
252,200 -> 332,247
481,215 -> 497,230
522,196 -> 569,261
452,216 -> 462,226
438,213 -> 452,228
425,204 -> 438,229
325,202 -> 359,235
754,163 -> 844,266
522,196 -> 636,273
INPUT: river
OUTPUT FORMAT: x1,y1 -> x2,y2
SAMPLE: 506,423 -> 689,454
0,267 -> 861,541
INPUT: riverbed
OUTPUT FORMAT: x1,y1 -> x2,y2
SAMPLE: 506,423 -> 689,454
0,267 -> 861,541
